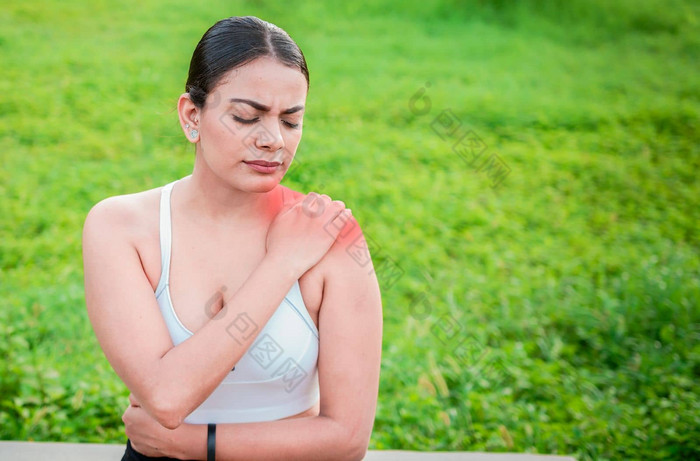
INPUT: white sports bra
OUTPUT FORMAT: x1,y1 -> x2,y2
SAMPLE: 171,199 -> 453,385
153,179 -> 320,424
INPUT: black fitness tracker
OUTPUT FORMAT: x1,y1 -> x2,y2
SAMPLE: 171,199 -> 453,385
207,423 -> 216,461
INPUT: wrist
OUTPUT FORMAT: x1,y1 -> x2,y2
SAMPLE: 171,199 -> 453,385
261,252 -> 302,283
174,422 -> 207,460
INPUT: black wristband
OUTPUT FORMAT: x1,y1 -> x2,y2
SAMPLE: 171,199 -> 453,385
207,423 -> 216,461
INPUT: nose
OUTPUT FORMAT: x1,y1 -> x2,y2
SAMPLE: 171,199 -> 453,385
254,119 -> 285,160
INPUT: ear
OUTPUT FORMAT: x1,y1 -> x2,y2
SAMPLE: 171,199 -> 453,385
177,93 -> 200,143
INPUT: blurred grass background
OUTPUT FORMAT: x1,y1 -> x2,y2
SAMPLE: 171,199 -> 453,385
1,0 -> 699,459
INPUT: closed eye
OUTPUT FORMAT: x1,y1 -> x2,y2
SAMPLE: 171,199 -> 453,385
233,115 -> 258,124
283,120 -> 300,129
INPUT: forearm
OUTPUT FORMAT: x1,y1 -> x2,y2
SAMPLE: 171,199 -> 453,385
147,255 -> 299,426
178,416 -> 362,461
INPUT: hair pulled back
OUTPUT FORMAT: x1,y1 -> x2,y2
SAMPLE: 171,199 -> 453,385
186,16 -> 309,108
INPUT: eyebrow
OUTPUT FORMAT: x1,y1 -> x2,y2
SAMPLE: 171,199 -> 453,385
229,98 -> 304,115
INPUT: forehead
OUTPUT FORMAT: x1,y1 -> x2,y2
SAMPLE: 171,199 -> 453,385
212,57 -> 307,107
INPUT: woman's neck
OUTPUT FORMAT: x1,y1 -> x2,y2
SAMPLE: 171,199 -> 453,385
177,169 -> 281,227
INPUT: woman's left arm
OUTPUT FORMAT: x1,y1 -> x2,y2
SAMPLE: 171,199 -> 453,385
124,216 -> 383,461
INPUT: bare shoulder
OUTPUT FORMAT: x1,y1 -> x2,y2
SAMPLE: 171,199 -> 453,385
324,213 -> 366,274
82,186 -> 162,245
316,205 -> 368,280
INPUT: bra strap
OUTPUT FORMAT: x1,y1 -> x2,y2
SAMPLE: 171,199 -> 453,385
155,180 -> 177,297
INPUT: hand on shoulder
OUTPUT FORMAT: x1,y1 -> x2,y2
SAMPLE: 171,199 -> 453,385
294,189 -> 366,276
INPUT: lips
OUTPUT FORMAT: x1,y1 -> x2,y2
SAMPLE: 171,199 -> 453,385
244,160 -> 281,167
243,160 -> 282,174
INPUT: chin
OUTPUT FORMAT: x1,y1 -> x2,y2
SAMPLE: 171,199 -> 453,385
245,176 -> 282,194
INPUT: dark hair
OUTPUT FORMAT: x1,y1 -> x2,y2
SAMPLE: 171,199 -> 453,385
186,16 -> 309,108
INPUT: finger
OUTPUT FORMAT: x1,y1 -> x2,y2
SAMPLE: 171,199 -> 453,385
310,194 -> 334,214
331,200 -> 346,210
301,192 -> 326,218
302,193 -> 328,207
295,191 -> 316,206
298,192 -> 317,208
330,208 -> 353,227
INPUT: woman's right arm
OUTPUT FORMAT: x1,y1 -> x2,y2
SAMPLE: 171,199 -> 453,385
83,192 -> 350,430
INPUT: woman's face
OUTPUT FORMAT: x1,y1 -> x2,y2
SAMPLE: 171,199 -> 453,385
196,57 -> 308,193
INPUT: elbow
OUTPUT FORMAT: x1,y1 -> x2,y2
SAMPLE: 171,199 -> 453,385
348,446 -> 368,461
155,411 -> 184,431
347,437 -> 370,461
149,391 -> 186,430
323,416 -> 369,461
341,425 -> 372,461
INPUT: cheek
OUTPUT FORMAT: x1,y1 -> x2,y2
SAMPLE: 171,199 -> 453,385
207,117 -> 247,150
286,129 -> 303,149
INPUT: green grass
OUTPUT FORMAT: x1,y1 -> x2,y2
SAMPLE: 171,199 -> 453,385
1,0 -> 699,459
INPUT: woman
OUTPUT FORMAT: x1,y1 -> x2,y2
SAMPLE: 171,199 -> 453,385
83,16 -> 382,460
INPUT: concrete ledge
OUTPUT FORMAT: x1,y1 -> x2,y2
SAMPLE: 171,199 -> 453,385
0,441 -> 576,460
